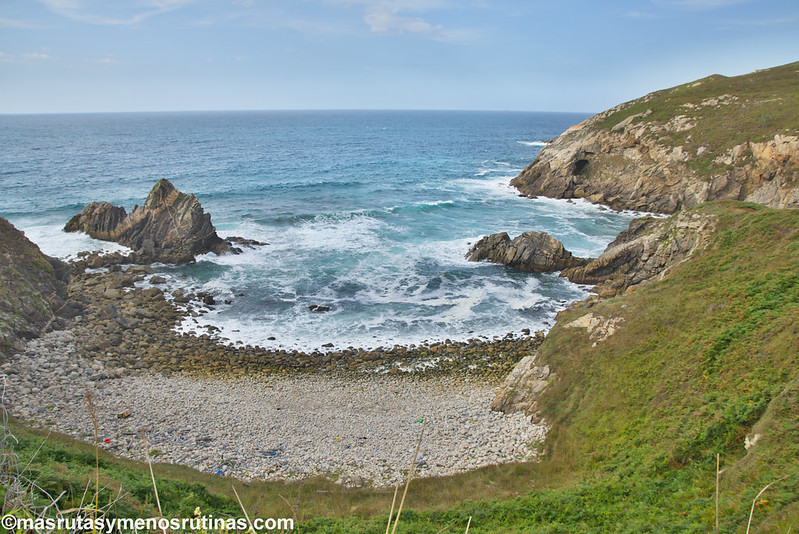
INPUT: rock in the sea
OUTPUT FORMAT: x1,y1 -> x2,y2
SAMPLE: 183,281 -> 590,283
466,231 -> 588,273
0,217 -> 75,355
65,179 -> 229,264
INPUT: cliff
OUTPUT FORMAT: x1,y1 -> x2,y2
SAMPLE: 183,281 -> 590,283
511,62 -> 799,213
0,217 -> 76,356
65,179 -> 228,264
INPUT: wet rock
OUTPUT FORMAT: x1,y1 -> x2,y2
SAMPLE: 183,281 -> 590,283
64,179 -> 230,264
466,230 -> 588,272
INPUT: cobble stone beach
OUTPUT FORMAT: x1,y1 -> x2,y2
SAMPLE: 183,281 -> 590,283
5,329 -> 545,487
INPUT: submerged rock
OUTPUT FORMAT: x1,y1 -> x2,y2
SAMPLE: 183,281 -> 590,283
65,179 -> 231,264
466,230 -> 588,273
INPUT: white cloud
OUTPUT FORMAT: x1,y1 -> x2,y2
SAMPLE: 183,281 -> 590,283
627,11 -> 657,20
36,0 -> 196,25
327,0 -> 477,41
651,0 -> 752,8
719,16 -> 799,27
0,17 -> 41,29
363,7 -> 441,34
21,52 -> 53,59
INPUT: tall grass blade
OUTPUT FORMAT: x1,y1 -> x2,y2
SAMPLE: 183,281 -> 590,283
390,420 -> 426,534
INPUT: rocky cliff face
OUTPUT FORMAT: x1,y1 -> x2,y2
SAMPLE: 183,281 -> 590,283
511,63 -> 799,213
466,231 -> 588,272
65,179 -> 228,264
0,217 -> 76,356
562,210 -> 718,298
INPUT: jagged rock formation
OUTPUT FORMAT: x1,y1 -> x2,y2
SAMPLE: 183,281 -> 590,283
0,217 -> 77,355
65,179 -> 229,264
466,231 -> 588,272
561,210 -> 718,298
511,62 -> 799,213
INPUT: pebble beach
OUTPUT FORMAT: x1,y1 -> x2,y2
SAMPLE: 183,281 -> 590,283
4,329 -> 546,487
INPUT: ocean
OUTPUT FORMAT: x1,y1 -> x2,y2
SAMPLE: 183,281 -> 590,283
0,110 -> 639,352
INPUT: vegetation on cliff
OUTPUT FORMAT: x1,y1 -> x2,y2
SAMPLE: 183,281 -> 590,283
0,218 -> 74,355
512,62 -> 799,212
5,202 -> 797,532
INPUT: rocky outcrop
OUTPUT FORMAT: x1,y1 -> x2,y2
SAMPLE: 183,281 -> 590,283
490,352 -> 552,417
65,179 -> 229,264
511,63 -> 799,213
0,217 -> 77,355
491,208 -> 720,416
466,231 -> 588,272
561,211 -> 718,298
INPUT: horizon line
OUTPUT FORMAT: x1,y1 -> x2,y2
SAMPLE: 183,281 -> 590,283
0,107 -> 597,117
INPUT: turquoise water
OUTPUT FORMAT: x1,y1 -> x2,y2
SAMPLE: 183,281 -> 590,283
0,110 -> 638,351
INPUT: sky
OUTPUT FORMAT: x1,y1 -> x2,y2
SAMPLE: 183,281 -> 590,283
0,0 -> 797,114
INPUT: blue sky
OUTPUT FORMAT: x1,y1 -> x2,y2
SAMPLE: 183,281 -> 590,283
1,0 -> 797,114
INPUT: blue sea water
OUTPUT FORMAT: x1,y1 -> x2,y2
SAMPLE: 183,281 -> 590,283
0,110 -> 639,351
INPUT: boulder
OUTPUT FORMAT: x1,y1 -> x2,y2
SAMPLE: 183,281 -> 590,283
65,179 -> 229,264
466,231 -> 588,273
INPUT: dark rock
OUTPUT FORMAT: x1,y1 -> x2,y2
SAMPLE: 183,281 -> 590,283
0,217 -> 74,355
64,179 -> 229,264
466,230 -> 588,272
225,236 -> 268,249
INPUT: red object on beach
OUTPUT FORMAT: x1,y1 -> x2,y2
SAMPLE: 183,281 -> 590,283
104,438 -> 111,443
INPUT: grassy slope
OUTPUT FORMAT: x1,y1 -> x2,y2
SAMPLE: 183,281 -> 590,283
595,61 -> 799,177
4,201 -> 798,532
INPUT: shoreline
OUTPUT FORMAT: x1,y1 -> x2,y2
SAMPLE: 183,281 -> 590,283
6,329 -> 546,487
3,261 -> 548,487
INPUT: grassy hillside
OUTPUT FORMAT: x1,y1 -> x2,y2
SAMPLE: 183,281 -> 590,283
596,61 -> 799,177
3,201 -> 797,532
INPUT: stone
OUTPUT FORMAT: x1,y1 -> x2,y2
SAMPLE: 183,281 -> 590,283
0,217 -> 73,356
560,211 -> 718,297
466,231 -> 588,273
64,179 -> 230,264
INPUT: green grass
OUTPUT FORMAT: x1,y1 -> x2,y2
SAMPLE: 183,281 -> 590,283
3,201 -> 799,532
595,62 -> 799,177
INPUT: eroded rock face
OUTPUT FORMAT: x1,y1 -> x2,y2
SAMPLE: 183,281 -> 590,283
510,77 -> 799,214
466,231 -> 588,273
561,211 -> 718,298
0,217 -> 75,355
490,352 -> 552,418
65,179 -> 228,264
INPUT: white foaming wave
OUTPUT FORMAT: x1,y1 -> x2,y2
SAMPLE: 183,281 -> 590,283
478,278 -> 546,311
474,160 -> 524,178
456,176 -> 521,199
20,224 -> 131,260
517,140 -> 549,147
276,213 -> 392,253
